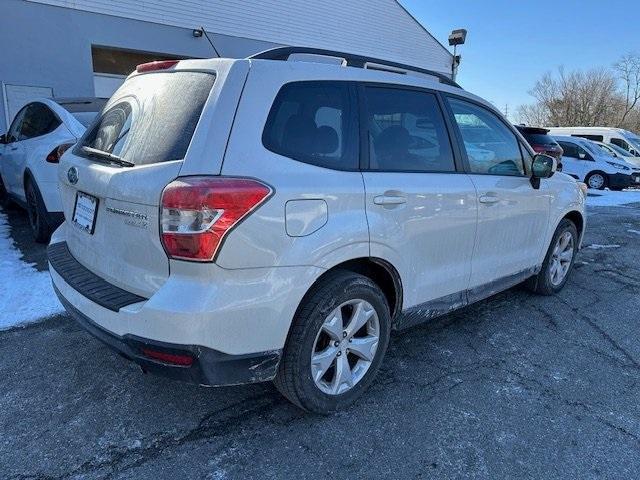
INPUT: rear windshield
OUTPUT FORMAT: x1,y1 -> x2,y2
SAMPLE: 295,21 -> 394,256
523,133 -> 557,145
78,71 -> 215,165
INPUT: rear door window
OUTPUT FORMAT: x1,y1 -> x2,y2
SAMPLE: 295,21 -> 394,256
363,87 -> 456,172
78,71 -> 215,165
20,103 -> 61,140
262,82 -> 358,170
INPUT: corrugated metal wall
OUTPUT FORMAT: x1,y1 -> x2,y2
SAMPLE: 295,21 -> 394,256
26,0 -> 452,74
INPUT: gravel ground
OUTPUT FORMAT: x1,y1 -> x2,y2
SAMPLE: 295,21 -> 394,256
1,204 -> 639,479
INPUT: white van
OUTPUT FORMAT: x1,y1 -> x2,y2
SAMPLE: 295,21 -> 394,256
546,127 -> 640,156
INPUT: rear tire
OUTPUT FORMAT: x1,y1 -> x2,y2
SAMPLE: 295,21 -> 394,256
526,219 -> 578,296
585,171 -> 607,190
0,175 -> 9,208
25,178 -> 52,243
274,270 -> 391,414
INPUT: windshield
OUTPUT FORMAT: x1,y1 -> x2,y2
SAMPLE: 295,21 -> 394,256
626,134 -> 640,151
606,142 -> 633,157
78,71 -> 215,166
596,144 -> 616,157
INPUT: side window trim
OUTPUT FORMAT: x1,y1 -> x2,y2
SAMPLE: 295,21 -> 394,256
443,93 -> 528,178
356,82 -> 463,174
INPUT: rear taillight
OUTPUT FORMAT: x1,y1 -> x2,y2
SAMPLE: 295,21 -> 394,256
46,143 -> 74,163
532,145 -> 547,154
136,60 -> 179,73
160,177 -> 272,262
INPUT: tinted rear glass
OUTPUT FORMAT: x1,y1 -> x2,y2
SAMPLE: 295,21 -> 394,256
78,71 -> 215,165
523,133 -> 558,145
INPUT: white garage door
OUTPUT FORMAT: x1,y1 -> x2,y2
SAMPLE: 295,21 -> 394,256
2,83 -> 54,127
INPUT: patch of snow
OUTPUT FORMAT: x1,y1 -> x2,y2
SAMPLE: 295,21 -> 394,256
586,244 -> 621,250
0,208 -> 62,330
586,189 -> 640,207
628,229 -> 640,236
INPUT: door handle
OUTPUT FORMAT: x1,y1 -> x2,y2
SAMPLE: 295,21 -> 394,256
10,147 -> 18,151
374,195 -> 407,206
478,194 -> 500,205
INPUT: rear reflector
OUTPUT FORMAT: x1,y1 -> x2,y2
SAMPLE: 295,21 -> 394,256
136,60 -> 180,73
160,177 -> 272,262
46,143 -> 74,163
141,348 -> 194,366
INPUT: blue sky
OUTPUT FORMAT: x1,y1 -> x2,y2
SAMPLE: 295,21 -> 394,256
402,0 -> 640,118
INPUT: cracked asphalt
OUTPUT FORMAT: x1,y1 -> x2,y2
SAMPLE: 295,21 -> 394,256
1,202 -> 639,479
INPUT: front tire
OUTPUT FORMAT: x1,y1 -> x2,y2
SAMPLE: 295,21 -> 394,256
274,270 -> 391,414
585,171 -> 607,190
526,219 -> 578,296
25,178 -> 52,243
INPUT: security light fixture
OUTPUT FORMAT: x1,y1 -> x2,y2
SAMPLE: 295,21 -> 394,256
192,28 -> 204,38
448,29 -> 467,47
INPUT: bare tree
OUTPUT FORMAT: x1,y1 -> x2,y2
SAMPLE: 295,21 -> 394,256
614,53 -> 640,127
526,67 -> 620,127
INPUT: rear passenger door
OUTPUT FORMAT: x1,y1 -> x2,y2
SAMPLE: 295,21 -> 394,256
361,86 -> 478,310
444,96 -> 550,294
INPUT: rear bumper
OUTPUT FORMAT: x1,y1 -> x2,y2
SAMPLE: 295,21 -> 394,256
54,285 -> 281,386
47,229 -> 324,386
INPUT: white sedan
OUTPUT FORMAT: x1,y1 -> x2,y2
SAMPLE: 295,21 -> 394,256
0,98 -> 104,242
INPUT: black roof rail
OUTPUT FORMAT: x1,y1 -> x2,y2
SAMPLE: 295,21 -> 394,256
248,46 -> 461,88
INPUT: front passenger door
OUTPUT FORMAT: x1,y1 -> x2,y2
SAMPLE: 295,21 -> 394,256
445,96 -> 550,294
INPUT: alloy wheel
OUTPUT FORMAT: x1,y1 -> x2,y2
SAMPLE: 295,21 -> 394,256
311,299 -> 380,395
549,231 -> 574,286
587,173 -> 605,189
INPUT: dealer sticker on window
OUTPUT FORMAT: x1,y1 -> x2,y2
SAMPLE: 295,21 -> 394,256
72,192 -> 99,234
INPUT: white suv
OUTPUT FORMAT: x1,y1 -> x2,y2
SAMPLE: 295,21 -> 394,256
49,49 -> 586,413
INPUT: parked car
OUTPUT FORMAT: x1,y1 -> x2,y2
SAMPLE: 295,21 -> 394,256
515,125 -> 564,168
547,127 -> 640,156
48,49 -> 586,414
0,98 -> 105,241
552,135 -> 640,190
593,141 -> 640,168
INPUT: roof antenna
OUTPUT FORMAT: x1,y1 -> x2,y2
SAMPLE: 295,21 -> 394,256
193,26 -> 221,58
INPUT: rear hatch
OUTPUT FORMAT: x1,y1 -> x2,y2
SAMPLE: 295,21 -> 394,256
58,66 -> 217,297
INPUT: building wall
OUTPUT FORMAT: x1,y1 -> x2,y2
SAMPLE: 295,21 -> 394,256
27,0 -> 453,74
0,0 -> 278,131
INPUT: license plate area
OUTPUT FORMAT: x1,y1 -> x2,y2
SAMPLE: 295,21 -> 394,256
72,192 -> 99,234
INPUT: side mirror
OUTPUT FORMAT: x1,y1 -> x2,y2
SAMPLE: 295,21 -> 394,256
531,154 -> 557,189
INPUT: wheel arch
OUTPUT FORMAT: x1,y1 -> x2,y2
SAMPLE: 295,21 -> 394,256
563,210 -> 585,240
299,257 -> 403,321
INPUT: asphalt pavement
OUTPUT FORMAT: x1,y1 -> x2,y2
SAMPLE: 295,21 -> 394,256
1,203 -> 639,479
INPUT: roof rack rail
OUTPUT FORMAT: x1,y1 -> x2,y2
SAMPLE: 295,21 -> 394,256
249,46 -> 461,88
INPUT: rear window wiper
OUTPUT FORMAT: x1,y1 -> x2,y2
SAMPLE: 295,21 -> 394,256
81,146 -> 135,167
